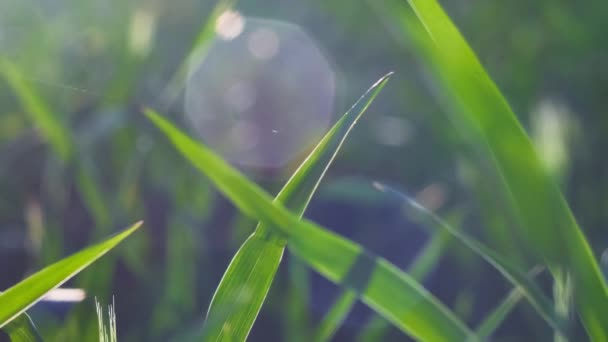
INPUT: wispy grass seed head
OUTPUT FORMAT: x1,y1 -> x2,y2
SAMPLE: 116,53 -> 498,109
95,297 -> 117,342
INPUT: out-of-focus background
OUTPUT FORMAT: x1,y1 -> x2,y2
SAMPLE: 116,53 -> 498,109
1,0 -> 606,341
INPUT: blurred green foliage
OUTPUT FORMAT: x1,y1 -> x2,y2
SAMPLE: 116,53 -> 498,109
1,0 -> 607,341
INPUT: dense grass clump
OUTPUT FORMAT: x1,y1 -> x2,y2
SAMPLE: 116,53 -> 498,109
0,0 -> 606,341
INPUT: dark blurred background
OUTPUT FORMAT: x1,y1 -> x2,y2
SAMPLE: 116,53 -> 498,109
1,0 -> 606,341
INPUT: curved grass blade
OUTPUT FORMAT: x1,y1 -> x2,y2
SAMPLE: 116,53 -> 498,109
317,229 -> 450,342
380,0 -> 608,338
2,313 -> 43,342
0,221 -> 142,328
146,110 -> 476,341
373,182 -> 566,335
475,266 -> 544,340
204,73 -> 392,341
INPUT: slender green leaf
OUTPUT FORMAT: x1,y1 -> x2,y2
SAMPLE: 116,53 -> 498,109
373,0 -> 608,338
0,59 -> 111,232
204,73 -> 392,341
146,110 -> 476,341
3,313 -> 43,342
161,0 -> 237,107
285,258 -> 312,342
0,58 -> 72,161
357,228 -> 451,342
288,221 -> 474,342
205,233 -> 284,341
475,266 -> 544,340
407,228 -> 451,280
0,221 -> 142,328
373,182 -> 566,334
314,291 -> 357,342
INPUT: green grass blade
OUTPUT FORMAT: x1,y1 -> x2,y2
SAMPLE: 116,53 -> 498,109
0,59 -> 72,161
314,290 -> 357,342
357,229 -> 451,342
0,221 -> 142,328
270,72 -> 393,222
204,74 -> 392,341
0,59 -> 111,232
2,313 -> 44,342
475,266 -> 544,340
285,258 -> 312,342
366,0 -> 608,341
374,0 -> 608,338
146,110 -> 476,341
374,182 -> 566,334
407,228 -> 451,280
161,0 -> 236,107
287,224 -> 473,342
205,233 -> 285,341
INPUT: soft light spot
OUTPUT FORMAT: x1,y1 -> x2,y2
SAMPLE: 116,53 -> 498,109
415,183 -> 446,212
128,8 -> 156,58
248,28 -> 279,60
230,120 -> 260,150
215,10 -> 245,40
224,81 -> 256,113
43,288 -> 87,302
371,115 -> 412,146
185,19 -> 335,169
532,98 -> 573,175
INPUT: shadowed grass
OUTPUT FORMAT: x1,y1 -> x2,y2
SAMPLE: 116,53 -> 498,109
475,266 -> 544,340
373,182 -> 565,334
2,313 -> 43,342
370,0 -> 608,339
318,229 -> 450,342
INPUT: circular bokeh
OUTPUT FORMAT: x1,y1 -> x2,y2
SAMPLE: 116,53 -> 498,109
185,13 -> 335,169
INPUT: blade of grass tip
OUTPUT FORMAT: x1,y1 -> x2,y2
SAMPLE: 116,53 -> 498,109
161,0 -> 237,108
383,0 -> 608,338
317,228 -> 450,342
202,73 -> 393,341
476,266 -> 544,341
2,313 -> 44,342
146,110 -> 476,341
372,181 -> 566,335
0,221 -> 142,328
0,58 -> 72,161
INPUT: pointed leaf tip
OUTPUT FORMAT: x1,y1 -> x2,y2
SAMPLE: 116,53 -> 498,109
373,72 -> 394,88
